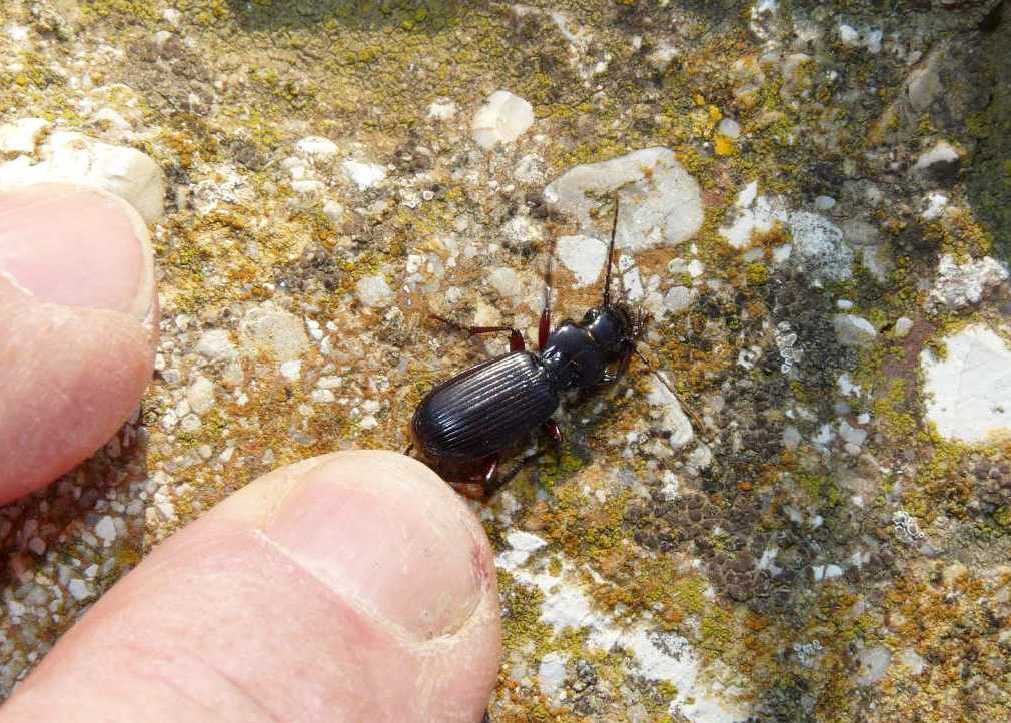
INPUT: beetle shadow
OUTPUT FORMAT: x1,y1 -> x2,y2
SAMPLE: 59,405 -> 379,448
962,0 -> 1011,265
223,0 -> 468,34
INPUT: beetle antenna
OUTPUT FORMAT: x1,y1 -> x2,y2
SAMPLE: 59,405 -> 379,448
602,195 -> 620,308
635,347 -> 705,431
543,228 -> 556,316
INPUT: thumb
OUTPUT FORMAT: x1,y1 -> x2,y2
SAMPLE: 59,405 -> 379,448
0,183 -> 157,503
1,451 -> 501,722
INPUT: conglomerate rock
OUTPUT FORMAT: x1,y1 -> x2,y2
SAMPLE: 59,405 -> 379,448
1,1 -> 1010,720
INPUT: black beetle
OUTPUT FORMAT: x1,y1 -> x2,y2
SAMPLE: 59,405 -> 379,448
408,197 -> 651,500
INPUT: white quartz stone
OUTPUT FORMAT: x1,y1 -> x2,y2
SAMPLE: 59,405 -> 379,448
355,274 -> 395,308
295,136 -> 338,159
471,90 -> 534,149
545,147 -> 703,252
833,314 -> 877,347
557,234 -> 607,287
921,325 -> 1011,443
646,373 -> 695,450
186,376 -> 215,415
341,160 -> 386,190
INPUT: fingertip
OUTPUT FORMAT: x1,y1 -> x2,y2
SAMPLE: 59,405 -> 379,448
0,304 -> 154,503
0,182 -> 157,322
219,450 -> 496,641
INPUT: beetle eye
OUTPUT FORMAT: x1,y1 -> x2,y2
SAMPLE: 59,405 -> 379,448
582,309 -> 599,324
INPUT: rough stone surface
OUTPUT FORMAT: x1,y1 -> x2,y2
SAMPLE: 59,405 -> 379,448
928,254 -> 1008,309
4,3 -> 1011,720
720,186 -> 854,282
788,212 -> 854,283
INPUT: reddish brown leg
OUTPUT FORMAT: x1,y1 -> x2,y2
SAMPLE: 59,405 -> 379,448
483,456 -> 499,485
483,452 -> 541,499
544,419 -> 563,467
544,420 -> 562,444
450,455 -> 499,502
538,307 -> 551,349
430,315 -> 526,352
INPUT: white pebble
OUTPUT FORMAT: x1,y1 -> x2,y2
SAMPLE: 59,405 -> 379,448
186,376 -> 215,415
342,160 -> 386,190
68,579 -> 91,601
833,314 -> 877,347
323,199 -> 344,223
893,317 -> 913,337
838,24 -> 861,46
196,329 -> 238,361
95,515 -> 118,545
355,274 -> 394,308
471,90 -> 534,149
279,360 -> 302,382
0,117 -> 49,154
295,136 -> 338,159
717,118 -> 741,139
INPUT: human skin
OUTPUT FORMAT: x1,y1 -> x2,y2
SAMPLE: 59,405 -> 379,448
0,184 -> 500,722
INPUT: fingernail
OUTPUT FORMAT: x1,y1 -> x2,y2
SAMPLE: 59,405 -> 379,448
262,451 -> 491,641
0,183 -> 155,321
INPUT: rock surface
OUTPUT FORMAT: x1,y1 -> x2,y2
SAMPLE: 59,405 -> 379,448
3,2 -> 1011,721
928,254 -> 1008,309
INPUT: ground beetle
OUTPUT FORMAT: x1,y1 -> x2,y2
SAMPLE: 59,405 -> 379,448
408,197 -> 653,501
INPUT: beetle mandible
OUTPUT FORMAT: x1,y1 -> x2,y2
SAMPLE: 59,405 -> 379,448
407,196 -> 650,501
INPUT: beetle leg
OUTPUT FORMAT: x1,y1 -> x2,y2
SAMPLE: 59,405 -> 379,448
451,482 -> 489,502
450,456 -> 500,502
543,419 -> 563,467
483,456 -> 499,485
430,315 -> 526,352
538,306 -> 551,349
597,348 -> 633,387
483,451 -> 542,499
